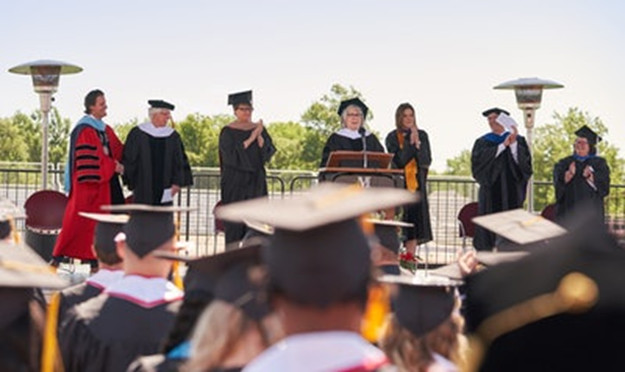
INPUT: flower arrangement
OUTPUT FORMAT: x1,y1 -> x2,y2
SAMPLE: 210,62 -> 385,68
399,250 -> 418,273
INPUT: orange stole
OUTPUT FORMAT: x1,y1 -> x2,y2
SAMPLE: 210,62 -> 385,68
396,131 -> 418,192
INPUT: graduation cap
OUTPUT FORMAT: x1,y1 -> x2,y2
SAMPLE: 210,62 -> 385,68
430,251 -> 529,281
215,183 -> 417,307
101,204 -> 195,258
472,209 -> 567,246
338,97 -> 369,117
228,90 -> 253,107
367,219 -> 412,254
380,274 -> 458,338
463,230 -> 625,371
0,198 -> 25,221
172,239 -> 269,320
79,212 -> 129,255
148,99 -> 175,111
481,107 -> 510,117
0,242 -> 68,289
0,198 -> 24,240
575,125 -> 602,145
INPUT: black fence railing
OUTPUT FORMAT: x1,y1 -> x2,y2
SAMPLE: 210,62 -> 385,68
2,165 -> 623,263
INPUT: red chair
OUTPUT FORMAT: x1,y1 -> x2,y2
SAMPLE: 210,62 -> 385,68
23,190 -> 68,261
541,203 -> 557,222
457,202 -> 479,250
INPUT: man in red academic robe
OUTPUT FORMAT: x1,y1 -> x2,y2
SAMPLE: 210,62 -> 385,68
51,89 -> 125,268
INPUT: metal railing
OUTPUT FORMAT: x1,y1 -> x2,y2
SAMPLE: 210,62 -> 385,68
2,164 -> 623,263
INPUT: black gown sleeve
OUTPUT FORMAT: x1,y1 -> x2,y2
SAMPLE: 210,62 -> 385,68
219,128 -> 255,172
515,137 -> 533,182
320,134 -> 340,168
592,157 -> 611,198
122,128 -> 140,190
553,157 -> 571,203
417,130 -> 432,169
471,137 -> 500,186
366,133 -> 385,153
260,128 -> 276,164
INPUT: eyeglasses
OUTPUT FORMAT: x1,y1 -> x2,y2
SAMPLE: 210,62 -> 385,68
236,107 -> 253,112
346,113 -> 362,118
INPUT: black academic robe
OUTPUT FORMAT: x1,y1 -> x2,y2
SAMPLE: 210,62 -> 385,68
0,296 -> 42,372
59,295 -> 181,372
58,282 -> 101,324
219,126 -> 276,244
123,126 -> 193,205
471,134 -> 533,250
553,155 -> 610,223
320,132 -> 385,167
386,129 -> 433,244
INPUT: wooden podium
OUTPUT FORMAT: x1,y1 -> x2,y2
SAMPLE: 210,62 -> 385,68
318,151 -> 404,188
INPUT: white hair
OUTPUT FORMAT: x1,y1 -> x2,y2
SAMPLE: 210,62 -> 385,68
148,107 -> 169,121
340,104 -> 366,128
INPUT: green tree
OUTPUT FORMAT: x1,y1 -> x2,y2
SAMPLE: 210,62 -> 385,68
0,116 -> 29,161
299,84 -> 371,170
444,149 -> 472,176
266,121 -> 309,170
176,113 -> 233,167
48,108 -> 71,165
113,118 -> 139,142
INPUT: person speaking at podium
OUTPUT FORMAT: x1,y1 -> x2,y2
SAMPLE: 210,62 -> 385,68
319,97 -> 384,167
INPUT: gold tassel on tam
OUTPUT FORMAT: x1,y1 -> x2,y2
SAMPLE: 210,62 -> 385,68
41,292 -> 64,372
361,283 -> 391,343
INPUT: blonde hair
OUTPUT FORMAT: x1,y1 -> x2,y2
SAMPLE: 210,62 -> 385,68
379,310 -> 465,372
183,300 -> 262,372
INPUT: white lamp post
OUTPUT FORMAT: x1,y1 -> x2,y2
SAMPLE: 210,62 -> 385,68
494,77 -> 564,212
9,59 -> 82,189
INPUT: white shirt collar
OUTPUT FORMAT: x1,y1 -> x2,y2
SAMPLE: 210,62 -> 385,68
336,128 -> 370,140
243,331 -> 387,372
138,122 -> 174,138
86,269 -> 124,290
104,274 -> 183,308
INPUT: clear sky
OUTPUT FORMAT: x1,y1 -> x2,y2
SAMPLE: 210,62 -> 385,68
1,0 -> 623,171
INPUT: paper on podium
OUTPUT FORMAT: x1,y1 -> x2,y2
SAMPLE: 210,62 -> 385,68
472,209 -> 567,245
496,113 -> 518,132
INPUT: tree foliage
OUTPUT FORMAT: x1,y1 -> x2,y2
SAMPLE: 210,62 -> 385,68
0,108 -> 70,166
445,149 -> 472,176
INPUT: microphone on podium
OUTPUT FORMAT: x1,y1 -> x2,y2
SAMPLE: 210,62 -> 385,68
359,126 -> 368,168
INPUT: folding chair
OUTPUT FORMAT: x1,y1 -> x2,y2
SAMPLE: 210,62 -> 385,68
23,190 -> 68,261
457,202 -> 479,250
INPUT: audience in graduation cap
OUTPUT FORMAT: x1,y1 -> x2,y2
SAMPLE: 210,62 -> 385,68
319,97 -> 385,167
0,198 -> 23,244
385,102 -> 434,253
471,108 -> 532,251
56,213 -> 127,327
59,205 -> 187,372
214,183 -> 416,371
52,89 -> 125,269
553,125 -> 610,225
0,242 -> 68,371
183,242 -> 282,372
219,90 -> 276,245
379,277 -> 464,372
123,100 -> 193,206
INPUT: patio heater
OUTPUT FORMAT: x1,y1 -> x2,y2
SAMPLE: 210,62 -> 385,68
494,77 -> 564,212
9,60 -> 83,189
